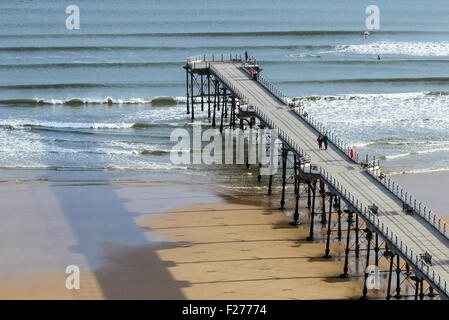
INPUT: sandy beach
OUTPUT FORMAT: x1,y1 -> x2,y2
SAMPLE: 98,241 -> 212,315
140,202 -> 366,299
0,167 -> 427,300
392,171 -> 449,218
0,171 -> 223,299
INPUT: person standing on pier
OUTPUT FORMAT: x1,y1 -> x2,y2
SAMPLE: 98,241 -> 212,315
317,135 -> 323,150
323,133 -> 329,150
245,51 -> 248,61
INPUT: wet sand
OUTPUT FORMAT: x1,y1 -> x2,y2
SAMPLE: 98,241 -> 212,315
0,169 -> 419,299
140,202 -> 367,299
0,171 -> 222,299
392,171 -> 449,217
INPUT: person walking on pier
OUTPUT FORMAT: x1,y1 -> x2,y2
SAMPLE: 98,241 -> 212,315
317,134 -> 323,150
323,133 -> 329,150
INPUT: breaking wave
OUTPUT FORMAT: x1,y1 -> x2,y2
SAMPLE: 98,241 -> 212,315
334,41 -> 449,56
0,96 -> 186,106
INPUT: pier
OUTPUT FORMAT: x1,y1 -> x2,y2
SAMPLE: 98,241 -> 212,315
184,55 -> 449,300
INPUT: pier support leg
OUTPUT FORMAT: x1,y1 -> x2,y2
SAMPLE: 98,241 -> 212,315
405,263 -> 410,276
413,277 -> 420,300
320,180 -> 326,225
207,72 -> 211,118
219,88 -> 226,133
374,233 -> 379,266
355,214 -> 360,258
395,255 -> 401,299
293,160 -> 300,225
306,180 -> 317,241
340,212 -> 352,278
428,286 -> 435,298
230,97 -> 235,128
185,66 -> 190,115
307,182 -> 311,208
280,145 -> 287,210
337,199 -> 342,241
200,74 -> 204,112
268,174 -> 273,196
324,194 -> 333,258
212,81 -> 218,127
386,254 -> 394,300
419,279 -> 424,300
362,231 -> 372,299
190,71 -> 194,120
224,94 -> 228,119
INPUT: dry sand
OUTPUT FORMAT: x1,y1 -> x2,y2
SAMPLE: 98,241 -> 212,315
139,202 -> 373,300
0,170 -> 422,299
393,170 -> 449,217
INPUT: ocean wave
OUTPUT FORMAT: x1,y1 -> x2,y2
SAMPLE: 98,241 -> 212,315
284,58 -> 449,64
279,77 -> 449,85
353,139 -> 449,148
0,119 -> 138,130
382,147 -> 449,160
0,61 -> 183,69
386,167 -> 449,175
294,91 -> 449,105
0,30 -> 421,39
0,163 -> 186,171
0,96 -> 186,106
334,41 -> 449,56
0,44 -> 334,53
0,81 -> 183,90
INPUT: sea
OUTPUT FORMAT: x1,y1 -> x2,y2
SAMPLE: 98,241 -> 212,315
1,0 -> 449,177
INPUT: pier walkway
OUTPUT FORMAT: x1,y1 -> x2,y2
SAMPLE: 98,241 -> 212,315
186,57 -> 449,299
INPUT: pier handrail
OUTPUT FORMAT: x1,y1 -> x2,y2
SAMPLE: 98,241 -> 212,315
242,55 -> 449,244
241,61 -> 290,105
201,55 -> 449,250
240,59 -> 361,164
319,166 -> 449,298
252,103 -> 448,298
187,56 -> 449,298
365,168 -> 449,241
208,63 -> 249,105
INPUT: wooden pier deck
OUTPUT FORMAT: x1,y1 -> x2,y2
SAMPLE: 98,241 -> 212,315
186,58 -> 449,299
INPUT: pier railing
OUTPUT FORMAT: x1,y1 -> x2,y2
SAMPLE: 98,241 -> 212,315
365,168 -> 449,241
240,60 -> 361,164
243,56 -> 449,245
208,63 -> 249,105
253,104 -> 449,298
319,165 -> 449,297
202,55 -> 449,260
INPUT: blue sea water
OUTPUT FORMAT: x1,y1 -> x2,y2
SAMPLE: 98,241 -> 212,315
1,0 -> 449,174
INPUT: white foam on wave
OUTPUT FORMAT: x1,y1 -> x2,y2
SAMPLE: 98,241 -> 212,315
387,167 -> 449,175
300,91 -> 449,172
0,119 -> 137,129
385,147 -> 449,159
1,96 -> 188,105
334,41 -> 449,56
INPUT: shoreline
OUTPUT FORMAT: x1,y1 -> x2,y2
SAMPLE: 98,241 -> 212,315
140,202 -> 368,299
390,170 -> 449,217
0,167 -> 438,299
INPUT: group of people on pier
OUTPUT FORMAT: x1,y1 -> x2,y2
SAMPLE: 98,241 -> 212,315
317,134 -> 329,150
